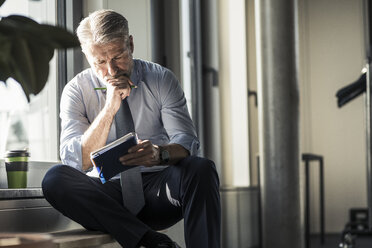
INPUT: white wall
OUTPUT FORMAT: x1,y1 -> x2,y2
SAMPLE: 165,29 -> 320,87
300,0 -> 366,233
83,0 -> 152,62
218,0 -> 250,186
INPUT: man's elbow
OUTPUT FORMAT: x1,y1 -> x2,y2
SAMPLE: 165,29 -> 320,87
82,160 -> 93,171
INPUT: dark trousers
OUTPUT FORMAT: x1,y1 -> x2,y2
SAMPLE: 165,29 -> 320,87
42,156 -> 221,248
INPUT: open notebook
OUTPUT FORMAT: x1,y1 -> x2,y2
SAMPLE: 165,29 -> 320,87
90,132 -> 139,183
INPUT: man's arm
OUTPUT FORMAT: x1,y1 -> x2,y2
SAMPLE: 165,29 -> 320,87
119,141 -> 188,166
81,75 -> 134,171
158,143 -> 189,165
119,68 -> 198,167
81,105 -> 116,171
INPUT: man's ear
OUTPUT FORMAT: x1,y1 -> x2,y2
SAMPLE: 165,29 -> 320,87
81,46 -> 94,67
129,35 -> 134,53
81,46 -> 89,59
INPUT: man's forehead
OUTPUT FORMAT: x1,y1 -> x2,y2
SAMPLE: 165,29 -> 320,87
88,41 -> 128,57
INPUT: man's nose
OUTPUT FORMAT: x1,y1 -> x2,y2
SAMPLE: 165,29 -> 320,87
107,61 -> 118,76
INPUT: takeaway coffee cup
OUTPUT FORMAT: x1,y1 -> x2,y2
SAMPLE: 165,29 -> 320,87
5,150 -> 30,188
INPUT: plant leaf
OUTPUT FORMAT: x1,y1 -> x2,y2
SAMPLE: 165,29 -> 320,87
0,14 -> 80,101
8,37 -> 36,101
13,37 -> 35,85
37,24 -> 80,48
0,34 -> 12,83
28,41 -> 55,93
8,34 -> 55,99
1,15 -> 80,48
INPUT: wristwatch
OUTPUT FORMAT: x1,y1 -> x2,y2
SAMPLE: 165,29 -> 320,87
159,146 -> 170,164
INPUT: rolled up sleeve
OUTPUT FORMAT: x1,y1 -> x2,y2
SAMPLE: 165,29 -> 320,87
170,133 -> 200,156
160,69 -> 200,156
59,81 -> 90,171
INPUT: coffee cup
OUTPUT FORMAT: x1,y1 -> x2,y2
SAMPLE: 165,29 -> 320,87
5,150 -> 30,188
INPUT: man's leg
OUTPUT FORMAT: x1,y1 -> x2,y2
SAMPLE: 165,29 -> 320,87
138,156 -> 221,248
42,164 -> 149,248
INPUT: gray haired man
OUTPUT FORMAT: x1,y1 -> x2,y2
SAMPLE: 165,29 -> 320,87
42,9 -> 221,248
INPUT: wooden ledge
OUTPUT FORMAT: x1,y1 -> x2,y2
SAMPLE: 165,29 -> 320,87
49,229 -> 120,248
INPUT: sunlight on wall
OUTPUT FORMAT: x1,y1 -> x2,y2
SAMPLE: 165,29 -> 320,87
219,0 -> 250,186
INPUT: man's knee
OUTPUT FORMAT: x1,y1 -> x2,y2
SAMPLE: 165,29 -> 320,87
180,156 -> 219,185
42,164 -> 74,200
184,156 -> 216,173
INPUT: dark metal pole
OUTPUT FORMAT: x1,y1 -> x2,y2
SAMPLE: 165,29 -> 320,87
255,0 -> 303,247
320,158 -> 325,244
56,0 -> 67,161
365,61 -> 372,232
367,62 -> 372,231
189,0 -> 205,156
305,162 -> 310,248
257,155 -> 263,247
363,0 -> 372,232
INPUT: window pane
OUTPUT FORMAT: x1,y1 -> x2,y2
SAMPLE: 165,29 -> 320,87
0,0 -> 59,161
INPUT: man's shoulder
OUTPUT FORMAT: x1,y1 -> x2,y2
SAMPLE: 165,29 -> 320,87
65,68 -> 94,88
134,59 -> 176,84
62,68 -> 96,97
134,59 -> 168,74
73,68 -> 94,83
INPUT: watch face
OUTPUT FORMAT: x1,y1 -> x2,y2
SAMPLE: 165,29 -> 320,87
162,150 -> 170,162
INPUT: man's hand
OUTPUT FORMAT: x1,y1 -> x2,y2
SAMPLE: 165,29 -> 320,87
119,140 -> 161,167
104,74 -> 134,115
119,141 -> 190,167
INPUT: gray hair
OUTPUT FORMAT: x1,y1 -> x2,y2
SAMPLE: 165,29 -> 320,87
77,9 -> 130,51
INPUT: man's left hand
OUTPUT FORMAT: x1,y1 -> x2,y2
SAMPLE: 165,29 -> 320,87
119,140 -> 160,167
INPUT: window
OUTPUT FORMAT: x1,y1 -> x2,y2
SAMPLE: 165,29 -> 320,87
0,0 -> 59,161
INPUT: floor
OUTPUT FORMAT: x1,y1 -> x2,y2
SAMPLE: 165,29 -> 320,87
310,234 -> 372,248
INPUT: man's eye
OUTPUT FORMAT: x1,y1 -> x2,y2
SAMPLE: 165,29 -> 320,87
114,56 -> 122,60
97,60 -> 105,65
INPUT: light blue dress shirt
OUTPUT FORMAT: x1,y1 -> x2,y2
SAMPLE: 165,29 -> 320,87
59,59 -> 199,177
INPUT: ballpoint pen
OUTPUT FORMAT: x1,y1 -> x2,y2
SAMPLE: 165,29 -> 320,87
94,85 -> 138,90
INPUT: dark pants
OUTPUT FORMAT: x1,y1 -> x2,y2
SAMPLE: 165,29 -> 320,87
42,156 -> 221,248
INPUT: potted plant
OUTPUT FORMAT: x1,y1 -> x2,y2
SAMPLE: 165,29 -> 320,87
0,0 -> 80,101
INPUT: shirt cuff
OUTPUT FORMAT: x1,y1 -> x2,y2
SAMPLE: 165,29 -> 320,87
60,136 -> 84,171
169,133 -> 200,156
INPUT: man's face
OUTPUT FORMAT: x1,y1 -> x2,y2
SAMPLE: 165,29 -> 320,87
84,37 -> 134,83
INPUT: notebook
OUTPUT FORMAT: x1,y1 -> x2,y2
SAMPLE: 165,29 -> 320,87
90,132 -> 138,183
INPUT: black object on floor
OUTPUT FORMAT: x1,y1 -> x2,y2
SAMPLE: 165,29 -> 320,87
311,234 -> 372,248
338,208 -> 372,248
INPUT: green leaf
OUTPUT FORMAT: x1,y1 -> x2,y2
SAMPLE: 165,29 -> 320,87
8,34 -> 55,99
0,35 -> 12,83
28,41 -> 54,93
1,15 -> 80,49
13,37 -> 35,85
3,15 -> 38,25
8,37 -> 36,101
38,24 -> 80,48
0,14 -> 80,101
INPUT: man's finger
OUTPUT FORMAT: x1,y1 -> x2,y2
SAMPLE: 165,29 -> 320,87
120,153 -> 156,166
128,140 -> 151,153
120,147 -> 156,164
120,146 -> 151,162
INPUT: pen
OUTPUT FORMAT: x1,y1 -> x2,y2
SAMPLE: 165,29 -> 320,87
94,85 -> 138,90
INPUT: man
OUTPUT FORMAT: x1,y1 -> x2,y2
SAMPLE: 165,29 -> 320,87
42,9 -> 221,248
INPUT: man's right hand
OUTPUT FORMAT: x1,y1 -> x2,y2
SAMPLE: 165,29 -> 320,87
104,74 -> 134,115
